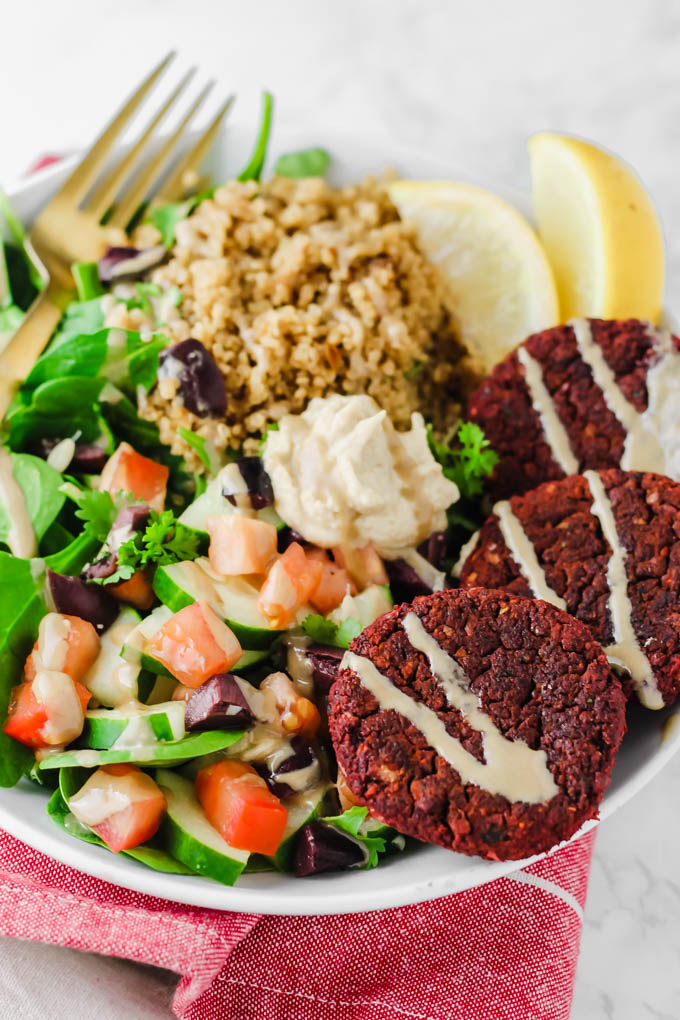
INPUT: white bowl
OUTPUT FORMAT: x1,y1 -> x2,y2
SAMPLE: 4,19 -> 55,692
1,123 -> 678,915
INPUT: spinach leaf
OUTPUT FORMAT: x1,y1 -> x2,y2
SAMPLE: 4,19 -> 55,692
0,186 -> 43,292
274,147 -> 330,178
0,452 -> 65,549
0,554 -> 45,786
24,328 -> 164,395
71,262 -> 103,302
48,776 -> 193,875
4,243 -> 40,312
43,530 -> 103,575
6,377 -> 105,450
237,91 -> 274,182
49,296 -> 106,347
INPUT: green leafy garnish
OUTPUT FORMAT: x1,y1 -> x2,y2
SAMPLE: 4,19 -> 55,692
403,359 -> 424,380
323,806 -> 386,869
92,508 -> 200,585
274,147 -> 330,178
258,421 -> 279,457
237,91 -> 274,182
24,327 -> 164,395
147,191 -> 212,249
0,453 -> 66,550
427,421 -> 498,501
177,427 -> 213,473
0,185 -> 43,292
60,484 -> 118,543
301,613 -> 361,649
71,262 -> 103,302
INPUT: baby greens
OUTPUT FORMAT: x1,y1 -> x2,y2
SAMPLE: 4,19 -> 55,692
301,613 -> 361,649
0,452 -> 65,550
274,147 -> 330,178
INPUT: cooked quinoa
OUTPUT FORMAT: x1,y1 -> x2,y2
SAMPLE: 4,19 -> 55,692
110,175 -> 468,472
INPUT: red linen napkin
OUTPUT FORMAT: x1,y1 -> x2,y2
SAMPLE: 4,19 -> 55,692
0,825 -> 595,1020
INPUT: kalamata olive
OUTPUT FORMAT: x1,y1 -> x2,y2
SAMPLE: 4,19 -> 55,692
306,644 -> 344,695
277,525 -> 308,553
82,555 -> 118,582
29,438 -> 108,475
184,674 -> 255,731
70,444 -> 109,474
222,457 -> 274,511
108,503 -> 151,550
158,339 -> 226,418
294,822 -> 365,876
418,530 -> 447,570
46,569 -> 118,634
97,245 -> 167,284
385,558 -> 432,604
262,737 -> 319,798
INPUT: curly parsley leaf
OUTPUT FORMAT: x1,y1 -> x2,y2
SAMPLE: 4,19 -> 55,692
60,484 -> 118,543
301,613 -> 361,649
105,509 -> 200,581
323,806 -> 386,869
427,421 -> 498,501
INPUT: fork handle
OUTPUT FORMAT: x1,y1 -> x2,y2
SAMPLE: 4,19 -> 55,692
0,283 -> 71,421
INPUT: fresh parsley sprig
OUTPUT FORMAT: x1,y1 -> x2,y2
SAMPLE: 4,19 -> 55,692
93,509 -> 200,585
427,421 -> 498,501
301,613 -> 361,649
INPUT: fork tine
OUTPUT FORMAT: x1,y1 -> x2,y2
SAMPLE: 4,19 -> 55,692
151,95 -> 235,205
83,68 -> 197,220
107,81 -> 215,229
58,51 -> 175,204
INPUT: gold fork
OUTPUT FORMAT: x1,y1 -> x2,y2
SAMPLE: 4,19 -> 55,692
0,51 -> 234,418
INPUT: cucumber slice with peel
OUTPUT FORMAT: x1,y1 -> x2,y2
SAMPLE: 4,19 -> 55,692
81,701 -> 186,749
153,558 -> 283,649
81,606 -> 143,706
38,729 -> 244,771
156,769 -> 249,885
178,473 -> 283,549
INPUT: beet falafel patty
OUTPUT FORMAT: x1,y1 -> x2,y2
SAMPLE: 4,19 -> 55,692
468,318 -> 680,501
457,469 -> 680,709
329,588 -> 625,861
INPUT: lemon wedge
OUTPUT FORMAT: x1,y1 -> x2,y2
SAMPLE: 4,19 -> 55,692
528,133 -> 665,323
388,180 -> 559,373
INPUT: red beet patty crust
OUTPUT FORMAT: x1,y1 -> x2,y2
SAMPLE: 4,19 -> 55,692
329,588 -> 626,861
467,318 -> 680,500
457,469 -> 680,709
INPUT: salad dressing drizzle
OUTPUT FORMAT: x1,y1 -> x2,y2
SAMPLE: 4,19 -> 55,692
343,612 -> 557,804
493,501 -> 566,609
517,346 -> 579,475
583,470 -> 662,709
0,447 -> 36,557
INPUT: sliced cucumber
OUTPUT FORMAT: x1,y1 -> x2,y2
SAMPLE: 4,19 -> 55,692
179,473 -> 284,548
39,729 -> 245,771
81,607 -> 143,707
329,584 -> 393,629
271,782 -> 328,872
153,558 -> 283,649
156,769 -> 249,885
141,674 -> 177,705
82,701 -> 186,749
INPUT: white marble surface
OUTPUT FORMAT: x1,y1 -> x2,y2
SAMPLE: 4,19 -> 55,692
2,0 -> 680,1016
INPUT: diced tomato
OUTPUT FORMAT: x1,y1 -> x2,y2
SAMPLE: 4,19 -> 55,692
148,600 -> 242,688
73,764 -> 166,853
257,543 -> 324,628
206,514 -> 277,576
100,442 -> 169,511
3,677 -> 90,749
260,671 -> 321,739
306,549 -> 354,614
332,543 -> 388,590
24,613 -> 100,684
108,569 -> 155,610
196,759 -> 288,856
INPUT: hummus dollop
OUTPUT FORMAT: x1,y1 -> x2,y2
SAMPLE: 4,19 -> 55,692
262,394 -> 459,555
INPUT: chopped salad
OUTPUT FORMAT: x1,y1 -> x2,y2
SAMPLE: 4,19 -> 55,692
0,100 -> 497,885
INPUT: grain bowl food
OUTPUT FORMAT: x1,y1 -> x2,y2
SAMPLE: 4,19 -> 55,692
109,176 -> 468,471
